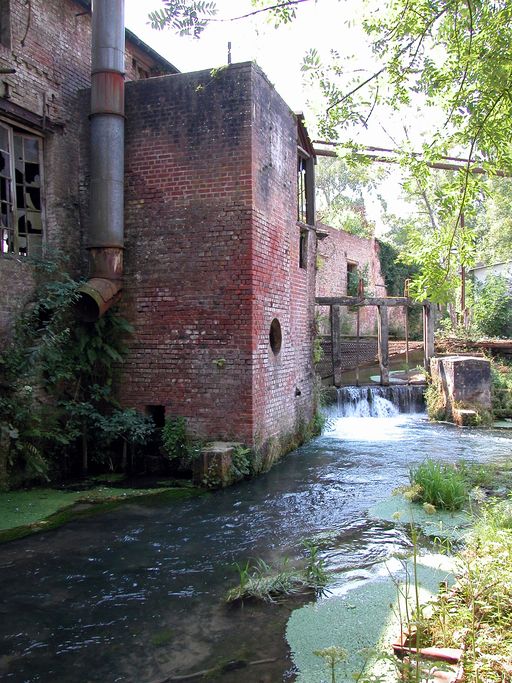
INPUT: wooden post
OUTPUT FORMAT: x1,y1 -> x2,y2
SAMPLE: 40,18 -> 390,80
404,305 -> 409,381
355,307 -> 360,387
330,304 -> 343,387
377,305 -> 389,386
423,303 -> 435,370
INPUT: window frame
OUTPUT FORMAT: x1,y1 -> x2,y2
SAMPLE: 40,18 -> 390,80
0,121 -> 45,258
297,151 -> 315,227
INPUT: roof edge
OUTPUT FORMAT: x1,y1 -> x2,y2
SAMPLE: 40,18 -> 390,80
72,0 -> 179,74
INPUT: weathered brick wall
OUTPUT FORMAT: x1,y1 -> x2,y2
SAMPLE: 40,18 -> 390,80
251,66 -> 317,456
120,63 -> 317,455
316,223 -> 405,336
0,0 -> 174,340
121,65 -> 254,443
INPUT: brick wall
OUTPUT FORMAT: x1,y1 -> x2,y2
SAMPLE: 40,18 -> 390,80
0,0 -> 174,340
119,63 -> 317,457
251,66 -> 317,456
316,223 -> 405,336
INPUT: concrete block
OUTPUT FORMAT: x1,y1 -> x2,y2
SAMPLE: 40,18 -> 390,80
430,356 -> 491,423
453,408 -> 479,427
192,441 -> 241,487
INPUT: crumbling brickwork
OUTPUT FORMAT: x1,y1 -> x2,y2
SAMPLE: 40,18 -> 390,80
120,63 -> 317,457
316,223 -> 406,336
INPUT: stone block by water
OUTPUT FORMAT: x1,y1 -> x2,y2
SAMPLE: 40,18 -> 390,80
430,356 -> 491,423
192,441 -> 241,488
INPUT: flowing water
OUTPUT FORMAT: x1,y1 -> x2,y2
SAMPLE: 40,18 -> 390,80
1,389 -> 511,682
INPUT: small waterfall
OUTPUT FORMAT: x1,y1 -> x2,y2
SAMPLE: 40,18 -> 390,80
336,385 -> 425,417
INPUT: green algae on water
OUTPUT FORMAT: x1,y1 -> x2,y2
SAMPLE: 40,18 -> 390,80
369,494 -> 472,540
0,485 -> 197,543
286,556 -> 455,683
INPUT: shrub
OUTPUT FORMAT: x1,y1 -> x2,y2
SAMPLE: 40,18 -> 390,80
472,274 -> 512,338
491,360 -> 512,418
162,416 -> 189,460
410,459 -> 468,511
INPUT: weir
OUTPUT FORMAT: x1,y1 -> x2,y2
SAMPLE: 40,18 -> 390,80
336,384 -> 425,417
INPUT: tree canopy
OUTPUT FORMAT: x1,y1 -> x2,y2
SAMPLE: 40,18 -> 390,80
150,0 -> 512,302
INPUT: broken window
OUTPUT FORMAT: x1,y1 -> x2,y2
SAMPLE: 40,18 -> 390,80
297,152 -> 315,226
299,228 -> 308,269
0,123 -> 43,257
297,155 -> 307,223
346,262 -> 359,296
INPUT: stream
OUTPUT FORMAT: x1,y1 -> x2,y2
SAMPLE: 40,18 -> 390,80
1,395 -> 511,682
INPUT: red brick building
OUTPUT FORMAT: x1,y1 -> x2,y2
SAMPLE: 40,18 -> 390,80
119,64 -> 317,463
0,1 -> 318,466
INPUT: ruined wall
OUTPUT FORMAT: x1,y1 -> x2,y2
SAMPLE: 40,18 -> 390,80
0,0 -> 175,339
316,223 -> 405,336
121,65 -> 254,442
250,66 -> 317,459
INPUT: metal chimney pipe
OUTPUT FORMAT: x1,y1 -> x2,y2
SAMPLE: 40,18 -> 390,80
77,0 -> 125,322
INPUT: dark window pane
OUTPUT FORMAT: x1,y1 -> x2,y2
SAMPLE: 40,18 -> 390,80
0,201 -> 9,226
26,186 -> 40,210
0,127 -> 8,152
25,162 -> 39,185
16,184 -> 24,209
17,210 -> 26,234
14,135 -> 22,164
24,138 -> 39,163
0,176 -> 9,202
26,211 -> 42,233
0,150 -> 9,177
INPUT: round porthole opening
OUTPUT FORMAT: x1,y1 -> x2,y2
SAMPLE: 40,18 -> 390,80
269,318 -> 282,355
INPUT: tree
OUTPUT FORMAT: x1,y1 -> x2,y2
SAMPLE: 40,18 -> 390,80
471,274 -> 512,338
150,0 -> 512,303
315,156 -> 382,237
302,0 -> 512,301
473,178 -> 512,264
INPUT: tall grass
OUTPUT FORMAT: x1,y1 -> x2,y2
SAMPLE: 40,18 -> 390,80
425,498 -> 512,682
410,459 -> 468,511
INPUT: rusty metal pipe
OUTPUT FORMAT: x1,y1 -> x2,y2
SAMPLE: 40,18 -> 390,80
76,0 -> 125,322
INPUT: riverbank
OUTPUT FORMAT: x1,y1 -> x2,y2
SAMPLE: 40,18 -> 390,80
0,477 -> 198,543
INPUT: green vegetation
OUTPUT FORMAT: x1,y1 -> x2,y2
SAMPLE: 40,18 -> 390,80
314,156 -> 380,238
230,444 -> 251,480
422,499 -> 512,683
409,460 -> 468,512
0,483 -> 195,543
472,275 -> 512,338
162,416 -> 191,462
226,543 -> 328,603
0,267 -> 155,489
313,645 -> 347,683
491,361 -> 512,419
150,628 -> 174,648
